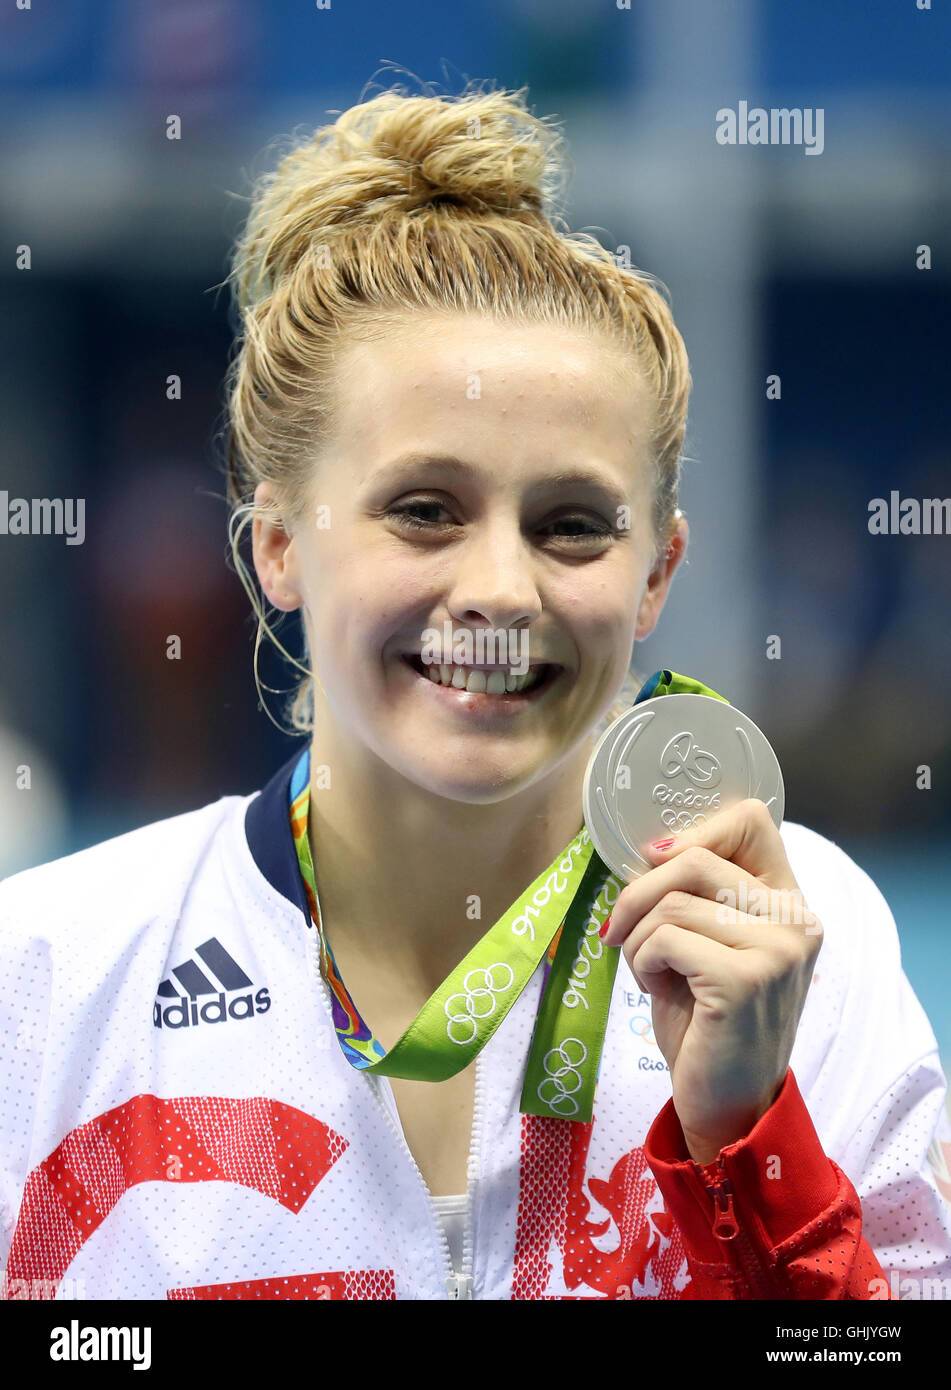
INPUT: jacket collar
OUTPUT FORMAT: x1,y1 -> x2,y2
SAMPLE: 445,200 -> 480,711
244,747 -> 312,924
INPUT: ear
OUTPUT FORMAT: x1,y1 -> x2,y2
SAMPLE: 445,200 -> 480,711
634,512 -> 688,641
251,481 -> 303,612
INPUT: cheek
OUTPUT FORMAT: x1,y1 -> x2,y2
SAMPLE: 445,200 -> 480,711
551,575 -> 645,685
558,576 -> 642,639
308,551 -> 434,652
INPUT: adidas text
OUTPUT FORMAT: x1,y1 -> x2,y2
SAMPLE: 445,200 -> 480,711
153,988 -> 271,1029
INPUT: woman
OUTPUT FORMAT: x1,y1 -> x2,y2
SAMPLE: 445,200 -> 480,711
2,83 -> 950,1302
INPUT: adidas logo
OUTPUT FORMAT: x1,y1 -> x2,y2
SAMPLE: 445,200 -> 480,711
153,938 -> 271,1030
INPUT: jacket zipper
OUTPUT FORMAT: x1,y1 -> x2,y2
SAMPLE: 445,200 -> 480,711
691,1155 -> 776,1299
458,1034 -> 486,1300
368,1057 -> 479,1300
305,908 -> 478,1298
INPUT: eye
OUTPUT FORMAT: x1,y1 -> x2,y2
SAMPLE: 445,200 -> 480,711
540,513 -> 615,544
384,499 -> 616,546
385,498 -> 455,531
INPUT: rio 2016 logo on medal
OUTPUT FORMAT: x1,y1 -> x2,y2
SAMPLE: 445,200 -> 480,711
582,694 -> 785,882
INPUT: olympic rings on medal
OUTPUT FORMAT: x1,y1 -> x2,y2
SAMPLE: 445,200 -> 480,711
444,963 -> 515,1045
536,1037 -> 588,1116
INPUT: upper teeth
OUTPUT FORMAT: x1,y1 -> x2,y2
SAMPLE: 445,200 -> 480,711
421,660 -> 543,694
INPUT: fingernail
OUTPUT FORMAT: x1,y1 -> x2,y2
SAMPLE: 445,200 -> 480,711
598,914 -> 612,940
651,837 -> 676,851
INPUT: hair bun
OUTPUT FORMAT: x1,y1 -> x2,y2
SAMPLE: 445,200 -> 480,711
232,86 -> 567,311
365,89 -> 562,216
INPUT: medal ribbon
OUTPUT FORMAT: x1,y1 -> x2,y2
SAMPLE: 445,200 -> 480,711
290,669 -> 728,1121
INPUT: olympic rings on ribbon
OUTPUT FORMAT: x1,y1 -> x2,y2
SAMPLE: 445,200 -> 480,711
536,1038 -> 588,1116
444,963 -> 515,1045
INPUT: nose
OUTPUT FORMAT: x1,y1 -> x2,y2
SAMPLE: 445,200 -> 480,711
445,516 -> 543,633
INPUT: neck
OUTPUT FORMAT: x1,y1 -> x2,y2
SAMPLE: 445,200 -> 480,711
305,729 -> 595,996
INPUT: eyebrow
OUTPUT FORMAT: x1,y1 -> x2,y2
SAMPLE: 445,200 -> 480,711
365,453 -> 628,502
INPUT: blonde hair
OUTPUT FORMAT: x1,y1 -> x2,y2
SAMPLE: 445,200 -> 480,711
221,79 -> 692,737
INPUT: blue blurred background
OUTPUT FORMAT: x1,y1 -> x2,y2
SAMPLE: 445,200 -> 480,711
0,1 -> 948,1088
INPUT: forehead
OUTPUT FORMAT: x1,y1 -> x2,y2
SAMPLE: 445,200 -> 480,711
329,311 -> 653,457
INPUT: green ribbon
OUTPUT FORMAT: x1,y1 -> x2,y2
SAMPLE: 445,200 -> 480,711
518,668 -> 729,1120
296,669 -> 728,1123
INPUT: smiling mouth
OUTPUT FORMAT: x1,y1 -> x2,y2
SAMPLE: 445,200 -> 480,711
401,653 -> 563,698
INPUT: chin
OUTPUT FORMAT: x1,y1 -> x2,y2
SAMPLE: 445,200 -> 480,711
389,742 -> 548,805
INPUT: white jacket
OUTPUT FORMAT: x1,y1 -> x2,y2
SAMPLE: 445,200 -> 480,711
1,751 -> 950,1300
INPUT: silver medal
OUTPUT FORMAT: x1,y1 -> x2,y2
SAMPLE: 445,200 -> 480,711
583,694 -> 784,882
